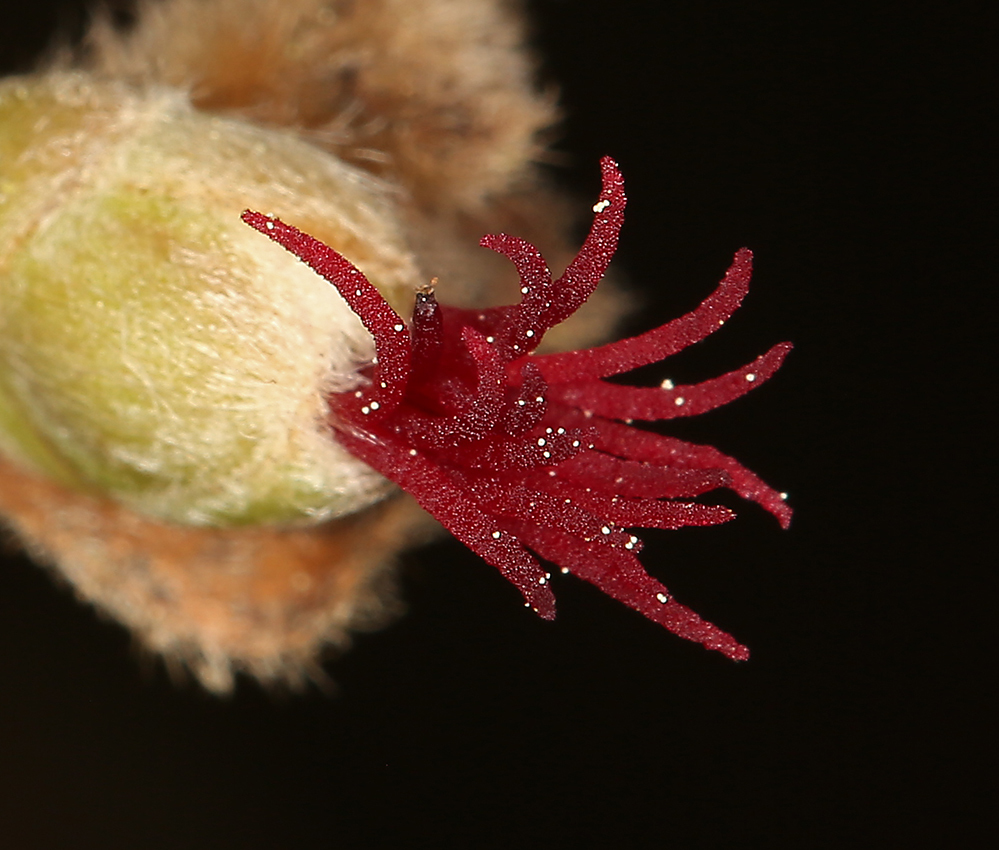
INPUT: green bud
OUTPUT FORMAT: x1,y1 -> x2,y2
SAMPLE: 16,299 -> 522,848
0,72 -> 421,527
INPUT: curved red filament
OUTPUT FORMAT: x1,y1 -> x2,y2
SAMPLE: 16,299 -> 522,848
242,157 -> 792,660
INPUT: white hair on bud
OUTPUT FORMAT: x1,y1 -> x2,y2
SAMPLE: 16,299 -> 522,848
0,73 -> 420,526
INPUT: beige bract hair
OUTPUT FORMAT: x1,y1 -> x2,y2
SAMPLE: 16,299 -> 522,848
83,0 -> 556,211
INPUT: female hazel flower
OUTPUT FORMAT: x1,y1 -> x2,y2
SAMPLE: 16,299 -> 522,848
0,0 -> 790,688
244,156 -> 792,661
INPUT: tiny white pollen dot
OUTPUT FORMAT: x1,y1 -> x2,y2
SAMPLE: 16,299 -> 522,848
745,373 -> 757,382
492,531 -> 502,538
656,593 -> 669,604
380,382 -> 387,388
265,221 -> 274,230
592,199 -> 611,213
718,319 -> 726,326
557,428 -> 565,434
536,396 -> 544,403
355,289 -> 362,296
537,438 -> 546,446
526,329 -> 535,337
546,427 -> 553,433
486,336 -> 495,343
518,400 -> 526,406
675,396 -> 685,406
625,542 -> 634,550
601,526 -> 611,534
560,567 -> 570,574
572,440 -> 580,447
780,492 -> 789,500
369,401 -> 380,410
393,323 -> 404,332
525,602 -> 531,608
543,451 -> 551,458
660,378 -> 674,390
354,390 -> 363,397
361,406 -> 370,414
408,449 -> 417,456
538,577 -> 547,585
545,573 -> 551,580
521,286 -> 530,294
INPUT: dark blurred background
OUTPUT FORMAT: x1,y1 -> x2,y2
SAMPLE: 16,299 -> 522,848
0,1 -> 989,847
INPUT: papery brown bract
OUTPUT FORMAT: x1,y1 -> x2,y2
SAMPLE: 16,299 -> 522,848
244,157 -> 792,660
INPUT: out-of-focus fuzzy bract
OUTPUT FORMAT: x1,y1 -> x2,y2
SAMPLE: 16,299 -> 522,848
83,0 -> 556,211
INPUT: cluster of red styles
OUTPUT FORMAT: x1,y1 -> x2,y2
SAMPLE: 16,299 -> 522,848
243,157 -> 791,660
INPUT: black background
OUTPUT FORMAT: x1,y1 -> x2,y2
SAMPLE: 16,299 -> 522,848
0,1 -> 990,847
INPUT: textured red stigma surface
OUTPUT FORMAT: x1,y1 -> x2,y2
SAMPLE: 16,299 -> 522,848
242,157 -> 791,660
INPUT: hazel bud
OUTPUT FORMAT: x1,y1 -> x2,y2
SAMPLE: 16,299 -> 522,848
0,71 -> 421,527
0,0 -> 578,692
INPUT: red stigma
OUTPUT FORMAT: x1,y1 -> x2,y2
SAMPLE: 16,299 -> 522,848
242,157 -> 791,661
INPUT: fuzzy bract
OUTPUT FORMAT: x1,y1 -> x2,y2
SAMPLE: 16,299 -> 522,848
243,157 -> 791,660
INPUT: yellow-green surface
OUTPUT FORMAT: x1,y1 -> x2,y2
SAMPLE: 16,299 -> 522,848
0,73 -> 418,526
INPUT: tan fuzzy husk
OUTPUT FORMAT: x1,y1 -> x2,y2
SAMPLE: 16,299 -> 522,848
1,0 -> 626,690
0,452 -> 434,692
81,0 -> 556,212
